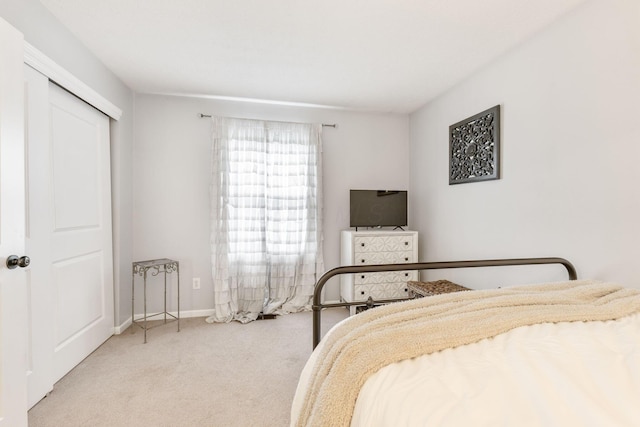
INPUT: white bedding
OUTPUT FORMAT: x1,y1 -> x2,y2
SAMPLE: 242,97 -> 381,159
291,284 -> 640,426
352,313 -> 640,426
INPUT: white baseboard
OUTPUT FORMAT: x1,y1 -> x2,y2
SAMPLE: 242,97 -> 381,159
113,303 -> 343,335
114,309 -> 215,335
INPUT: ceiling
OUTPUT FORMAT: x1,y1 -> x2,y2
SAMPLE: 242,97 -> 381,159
40,0 -> 587,114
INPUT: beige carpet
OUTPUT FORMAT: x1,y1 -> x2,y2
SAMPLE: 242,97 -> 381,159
28,308 -> 348,427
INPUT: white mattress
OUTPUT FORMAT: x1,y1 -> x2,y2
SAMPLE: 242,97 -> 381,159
292,313 -> 640,426
351,313 -> 640,426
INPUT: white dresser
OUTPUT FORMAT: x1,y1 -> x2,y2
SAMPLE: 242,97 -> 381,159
340,230 -> 419,315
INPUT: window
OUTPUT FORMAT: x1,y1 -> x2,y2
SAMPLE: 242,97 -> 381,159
208,117 -> 324,323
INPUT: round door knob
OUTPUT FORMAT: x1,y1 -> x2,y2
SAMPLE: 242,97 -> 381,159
6,255 -> 30,269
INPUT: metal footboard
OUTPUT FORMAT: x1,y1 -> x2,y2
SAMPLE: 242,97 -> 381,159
312,257 -> 577,349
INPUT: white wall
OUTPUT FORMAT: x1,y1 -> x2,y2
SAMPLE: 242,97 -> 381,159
133,94 -> 410,311
409,0 -> 640,289
0,0 -> 135,325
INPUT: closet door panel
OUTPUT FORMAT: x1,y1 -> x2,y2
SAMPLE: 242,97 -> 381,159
53,252 -> 104,345
50,102 -> 101,229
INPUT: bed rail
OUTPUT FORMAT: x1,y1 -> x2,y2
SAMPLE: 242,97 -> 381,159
312,257 -> 577,349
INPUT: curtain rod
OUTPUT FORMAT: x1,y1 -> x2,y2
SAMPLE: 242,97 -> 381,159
199,113 -> 337,128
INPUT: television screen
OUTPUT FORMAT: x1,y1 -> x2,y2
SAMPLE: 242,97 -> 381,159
350,190 -> 407,228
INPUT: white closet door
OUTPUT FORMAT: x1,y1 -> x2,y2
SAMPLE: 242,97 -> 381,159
48,82 -> 114,383
24,64 -> 54,408
26,76 -> 115,402
0,17 -> 28,427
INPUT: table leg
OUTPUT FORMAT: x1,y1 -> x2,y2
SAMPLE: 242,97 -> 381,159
143,269 -> 147,344
177,262 -> 180,332
131,266 -> 135,334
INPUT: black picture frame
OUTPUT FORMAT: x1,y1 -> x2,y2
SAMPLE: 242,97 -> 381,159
449,105 -> 500,185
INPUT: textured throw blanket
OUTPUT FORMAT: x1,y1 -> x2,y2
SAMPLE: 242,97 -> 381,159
292,280 -> 640,427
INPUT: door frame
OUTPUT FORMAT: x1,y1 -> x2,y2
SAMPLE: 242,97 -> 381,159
23,43 -> 122,121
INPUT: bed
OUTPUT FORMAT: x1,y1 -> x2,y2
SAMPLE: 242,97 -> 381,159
290,257 -> 640,426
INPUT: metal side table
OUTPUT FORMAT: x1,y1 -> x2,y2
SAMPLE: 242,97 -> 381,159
132,258 -> 180,343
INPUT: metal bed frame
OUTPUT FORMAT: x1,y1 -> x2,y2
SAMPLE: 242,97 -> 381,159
312,257 -> 577,349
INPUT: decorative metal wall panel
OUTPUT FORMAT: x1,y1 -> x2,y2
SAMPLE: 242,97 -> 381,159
449,105 -> 500,184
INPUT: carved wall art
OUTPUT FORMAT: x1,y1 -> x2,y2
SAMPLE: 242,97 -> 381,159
449,105 -> 500,185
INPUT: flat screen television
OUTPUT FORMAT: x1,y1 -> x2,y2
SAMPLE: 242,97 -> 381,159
350,190 -> 407,229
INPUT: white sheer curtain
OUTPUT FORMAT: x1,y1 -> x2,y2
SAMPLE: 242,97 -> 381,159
207,117 -> 324,323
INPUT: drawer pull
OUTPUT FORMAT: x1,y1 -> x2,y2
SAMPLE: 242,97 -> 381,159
361,243 -> 365,247
361,291 -> 365,295
361,259 -> 365,263
405,273 -> 408,277
405,257 -> 409,261
361,275 -> 365,279
405,241 -> 408,245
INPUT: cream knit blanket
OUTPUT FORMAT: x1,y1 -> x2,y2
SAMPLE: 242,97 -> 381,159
293,280 -> 640,427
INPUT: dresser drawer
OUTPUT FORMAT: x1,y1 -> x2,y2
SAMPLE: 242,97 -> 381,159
354,251 -> 414,265
353,282 -> 410,301
354,270 -> 415,284
354,235 -> 414,253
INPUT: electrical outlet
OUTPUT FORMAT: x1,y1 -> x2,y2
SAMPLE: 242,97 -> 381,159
192,277 -> 201,290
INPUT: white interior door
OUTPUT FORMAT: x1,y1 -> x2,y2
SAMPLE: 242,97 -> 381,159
0,17 -> 28,427
48,82 -> 114,384
24,72 -> 115,402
